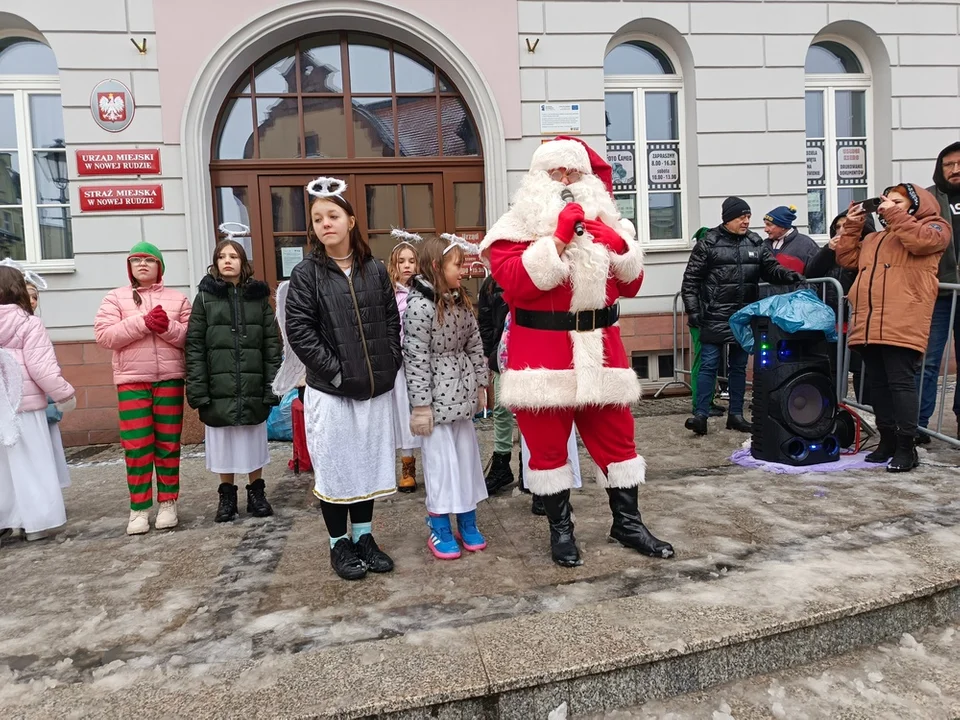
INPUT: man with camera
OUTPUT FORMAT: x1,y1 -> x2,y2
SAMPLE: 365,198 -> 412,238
681,197 -> 805,436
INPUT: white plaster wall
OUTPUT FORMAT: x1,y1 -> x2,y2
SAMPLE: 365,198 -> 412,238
514,0 -> 960,315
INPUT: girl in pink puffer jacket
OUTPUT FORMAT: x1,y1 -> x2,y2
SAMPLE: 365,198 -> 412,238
94,242 -> 191,537
0,265 -> 76,541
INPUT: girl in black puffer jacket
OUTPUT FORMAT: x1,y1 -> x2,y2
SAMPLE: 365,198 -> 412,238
186,234 -> 281,523
282,178 -> 401,581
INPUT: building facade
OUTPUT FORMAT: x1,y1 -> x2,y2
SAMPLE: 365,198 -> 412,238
0,0 -> 957,444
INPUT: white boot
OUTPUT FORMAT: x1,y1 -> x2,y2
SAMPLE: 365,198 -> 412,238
126,509 -> 150,535
155,501 -> 179,530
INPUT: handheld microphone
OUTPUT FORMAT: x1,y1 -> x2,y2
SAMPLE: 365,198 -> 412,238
560,188 -> 585,237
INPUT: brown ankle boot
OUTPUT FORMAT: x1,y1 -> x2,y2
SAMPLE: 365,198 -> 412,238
399,456 -> 417,493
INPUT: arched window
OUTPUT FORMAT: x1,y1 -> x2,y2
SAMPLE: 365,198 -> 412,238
805,40 -> 871,237
210,32 -> 484,288
0,36 -> 70,266
604,40 -> 685,246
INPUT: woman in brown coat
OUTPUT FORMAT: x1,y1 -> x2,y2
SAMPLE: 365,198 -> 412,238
837,183 -> 950,472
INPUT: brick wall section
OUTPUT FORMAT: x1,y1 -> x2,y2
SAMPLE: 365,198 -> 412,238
54,341 -> 204,447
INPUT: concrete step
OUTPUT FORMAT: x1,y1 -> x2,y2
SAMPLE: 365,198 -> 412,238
2,417 -> 959,719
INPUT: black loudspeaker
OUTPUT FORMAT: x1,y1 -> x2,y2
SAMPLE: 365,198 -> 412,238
750,318 -> 839,466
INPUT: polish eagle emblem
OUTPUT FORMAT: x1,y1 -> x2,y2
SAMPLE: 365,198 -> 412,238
97,92 -> 126,123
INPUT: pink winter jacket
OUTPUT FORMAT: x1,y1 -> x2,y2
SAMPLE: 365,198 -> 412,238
395,283 -> 410,342
0,305 -> 75,412
94,283 -> 192,385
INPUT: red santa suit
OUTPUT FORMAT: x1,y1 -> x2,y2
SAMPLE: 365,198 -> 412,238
480,138 -> 646,496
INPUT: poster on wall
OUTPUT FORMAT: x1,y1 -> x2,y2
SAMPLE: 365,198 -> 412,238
607,143 -> 636,191
89,79 -> 136,133
647,142 -> 681,190
837,139 -> 868,185
280,246 -> 303,277
806,140 -> 825,186
539,104 -> 581,135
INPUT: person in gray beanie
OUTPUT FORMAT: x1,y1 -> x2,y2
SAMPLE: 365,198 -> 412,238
680,197 -> 804,436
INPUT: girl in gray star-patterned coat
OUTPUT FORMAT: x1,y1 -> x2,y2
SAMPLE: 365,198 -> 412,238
403,235 -> 489,560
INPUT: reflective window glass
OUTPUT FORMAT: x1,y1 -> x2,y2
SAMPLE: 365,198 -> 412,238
300,34 -> 342,93
216,98 -> 254,159
254,43 -> 298,94
604,41 -> 674,76
353,96 -> 395,157
348,35 -> 392,94
0,39 -> 58,75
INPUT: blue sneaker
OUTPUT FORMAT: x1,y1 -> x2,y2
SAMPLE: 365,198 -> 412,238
426,514 -> 461,560
455,510 -> 487,552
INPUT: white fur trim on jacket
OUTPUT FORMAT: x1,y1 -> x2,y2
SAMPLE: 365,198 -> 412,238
499,365 -> 641,410
522,235 -> 570,291
525,462 -> 575,496
594,455 -> 646,488
608,239 -> 644,284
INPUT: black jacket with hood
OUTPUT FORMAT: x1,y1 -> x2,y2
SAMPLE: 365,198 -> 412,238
681,225 -> 804,344
477,276 -> 508,372
284,252 -> 402,401
927,141 -> 960,296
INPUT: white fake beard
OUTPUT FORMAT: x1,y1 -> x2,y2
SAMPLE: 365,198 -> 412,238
508,172 -> 624,239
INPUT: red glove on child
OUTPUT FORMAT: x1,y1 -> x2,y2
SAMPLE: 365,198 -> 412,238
144,304 -> 169,333
554,203 -> 585,244
583,219 -> 627,254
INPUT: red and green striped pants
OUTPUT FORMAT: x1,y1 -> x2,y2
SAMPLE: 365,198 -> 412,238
117,380 -> 185,511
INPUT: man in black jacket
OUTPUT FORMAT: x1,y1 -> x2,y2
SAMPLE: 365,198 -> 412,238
681,197 -> 805,435
477,275 -> 515,493
918,142 -> 960,442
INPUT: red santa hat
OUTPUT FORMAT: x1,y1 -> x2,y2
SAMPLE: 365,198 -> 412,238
529,136 -> 614,194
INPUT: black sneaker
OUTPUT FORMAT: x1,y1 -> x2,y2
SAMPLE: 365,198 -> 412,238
354,534 -> 395,573
330,538 -> 366,580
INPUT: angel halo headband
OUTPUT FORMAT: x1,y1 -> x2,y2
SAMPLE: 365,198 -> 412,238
0,257 -> 47,291
390,228 -> 423,252
440,232 -> 481,256
306,176 -> 348,199
218,222 -> 251,239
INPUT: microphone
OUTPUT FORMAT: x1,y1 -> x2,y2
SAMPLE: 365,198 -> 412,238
560,188 -> 585,237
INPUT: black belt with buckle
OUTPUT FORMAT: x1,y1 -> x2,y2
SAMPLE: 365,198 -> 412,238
514,304 -> 620,332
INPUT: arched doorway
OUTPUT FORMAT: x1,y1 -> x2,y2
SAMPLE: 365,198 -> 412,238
209,31 -> 486,287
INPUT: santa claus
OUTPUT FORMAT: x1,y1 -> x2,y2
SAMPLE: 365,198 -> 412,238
480,136 -> 674,567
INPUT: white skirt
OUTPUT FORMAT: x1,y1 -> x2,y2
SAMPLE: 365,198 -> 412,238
49,423 -> 71,489
421,417 -> 488,515
521,428 -> 583,489
305,386 -> 397,504
204,423 -> 270,474
392,366 -> 421,452
0,409 -> 68,533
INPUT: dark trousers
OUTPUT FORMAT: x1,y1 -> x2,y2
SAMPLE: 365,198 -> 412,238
858,345 -> 923,436
696,342 -> 748,416
917,295 -> 960,428
827,342 -> 870,405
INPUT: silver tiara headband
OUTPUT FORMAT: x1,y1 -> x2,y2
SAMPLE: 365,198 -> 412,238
306,176 -> 347,199
218,222 -> 250,239
440,232 -> 481,256
390,228 -> 423,251
0,258 -> 47,291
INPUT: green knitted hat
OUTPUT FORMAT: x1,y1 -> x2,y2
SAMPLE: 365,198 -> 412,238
127,241 -> 165,283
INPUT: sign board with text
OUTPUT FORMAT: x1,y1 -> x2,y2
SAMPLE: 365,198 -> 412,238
539,103 -> 581,135
457,231 -> 487,279
76,149 -> 161,176
79,184 -> 164,212
647,142 -> 681,190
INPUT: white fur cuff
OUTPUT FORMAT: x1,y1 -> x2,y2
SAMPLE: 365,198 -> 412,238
608,240 -> 644,283
526,463 -> 576,496
522,236 -> 570,291
595,455 -> 646,488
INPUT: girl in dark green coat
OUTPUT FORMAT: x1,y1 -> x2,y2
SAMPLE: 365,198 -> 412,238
186,237 -> 282,523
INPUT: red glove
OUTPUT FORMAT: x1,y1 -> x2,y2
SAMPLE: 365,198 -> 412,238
144,304 -> 169,333
583,219 -> 627,254
555,203 -> 585,244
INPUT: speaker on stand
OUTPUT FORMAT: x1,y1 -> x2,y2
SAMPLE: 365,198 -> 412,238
750,318 -> 840,466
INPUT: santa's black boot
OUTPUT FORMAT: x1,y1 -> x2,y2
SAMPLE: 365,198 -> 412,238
607,487 -> 674,559
540,490 -> 582,567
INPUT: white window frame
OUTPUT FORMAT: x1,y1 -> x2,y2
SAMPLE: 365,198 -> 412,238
604,37 -> 687,250
0,34 -> 73,273
804,37 -> 873,241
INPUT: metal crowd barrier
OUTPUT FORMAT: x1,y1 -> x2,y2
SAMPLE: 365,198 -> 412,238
839,282 -> 959,449
654,277 -> 846,399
